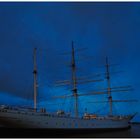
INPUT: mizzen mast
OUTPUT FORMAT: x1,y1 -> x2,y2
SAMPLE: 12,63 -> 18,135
105,57 -> 113,116
71,41 -> 78,118
33,48 -> 38,111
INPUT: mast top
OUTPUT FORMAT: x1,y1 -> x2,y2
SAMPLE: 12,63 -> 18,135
72,41 -> 74,50
106,56 -> 108,63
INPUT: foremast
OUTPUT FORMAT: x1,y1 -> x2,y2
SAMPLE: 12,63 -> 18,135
33,48 -> 38,111
71,41 -> 78,117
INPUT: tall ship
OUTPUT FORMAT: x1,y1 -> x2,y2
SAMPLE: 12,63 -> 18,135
0,42 -> 137,128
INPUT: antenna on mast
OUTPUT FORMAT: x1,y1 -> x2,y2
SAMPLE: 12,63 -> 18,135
33,48 -> 38,112
105,57 -> 113,116
71,41 -> 78,118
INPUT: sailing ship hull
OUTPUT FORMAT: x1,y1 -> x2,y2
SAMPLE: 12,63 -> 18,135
0,109 -> 132,129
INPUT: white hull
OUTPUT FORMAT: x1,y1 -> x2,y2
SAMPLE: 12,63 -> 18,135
0,108 -> 132,129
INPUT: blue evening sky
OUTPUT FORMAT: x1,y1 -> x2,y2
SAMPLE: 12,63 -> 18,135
0,2 -> 139,122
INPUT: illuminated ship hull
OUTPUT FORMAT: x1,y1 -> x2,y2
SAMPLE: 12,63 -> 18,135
0,108 -> 132,128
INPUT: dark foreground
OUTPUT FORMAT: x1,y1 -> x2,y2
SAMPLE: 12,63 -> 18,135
0,124 -> 140,138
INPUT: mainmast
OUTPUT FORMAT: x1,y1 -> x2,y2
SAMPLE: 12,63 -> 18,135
105,57 -> 112,116
33,48 -> 38,111
71,41 -> 78,118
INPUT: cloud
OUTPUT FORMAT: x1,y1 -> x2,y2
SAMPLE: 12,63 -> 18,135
0,92 -> 32,106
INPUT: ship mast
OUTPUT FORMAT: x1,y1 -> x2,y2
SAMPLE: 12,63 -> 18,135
105,57 -> 112,116
71,41 -> 78,118
53,50 -> 136,116
33,48 -> 38,111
